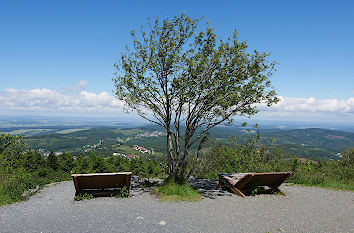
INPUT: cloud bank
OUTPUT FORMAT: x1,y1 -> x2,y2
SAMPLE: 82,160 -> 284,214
259,96 -> 354,113
0,87 -> 353,121
0,88 -> 124,114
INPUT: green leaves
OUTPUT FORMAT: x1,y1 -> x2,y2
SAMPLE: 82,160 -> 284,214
0,133 -> 25,172
47,150 -> 58,171
113,13 -> 279,178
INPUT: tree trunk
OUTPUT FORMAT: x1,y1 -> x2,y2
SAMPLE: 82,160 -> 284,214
167,131 -> 175,176
178,131 -> 191,179
187,135 -> 208,178
166,131 -> 173,175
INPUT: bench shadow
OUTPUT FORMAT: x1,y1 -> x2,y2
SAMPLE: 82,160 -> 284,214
188,177 -> 233,199
129,176 -> 163,197
89,176 -> 285,199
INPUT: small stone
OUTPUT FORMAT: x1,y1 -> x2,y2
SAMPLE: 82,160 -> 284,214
159,220 -> 166,225
136,216 -> 144,220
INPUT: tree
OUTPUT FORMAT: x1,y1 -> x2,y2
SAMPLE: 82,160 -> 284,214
113,14 -> 278,181
59,151 -> 74,173
73,155 -> 88,174
0,133 -> 25,172
21,149 -> 44,172
47,150 -> 59,171
87,153 -> 109,173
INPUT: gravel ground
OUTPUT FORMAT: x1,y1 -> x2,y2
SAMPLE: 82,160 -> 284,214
0,178 -> 353,233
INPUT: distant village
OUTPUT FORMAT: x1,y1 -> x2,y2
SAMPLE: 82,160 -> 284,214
112,145 -> 154,160
135,131 -> 166,138
83,140 -> 106,153
39,131 -> 166,160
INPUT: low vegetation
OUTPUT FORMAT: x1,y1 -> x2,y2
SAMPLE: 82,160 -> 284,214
0,133 -> 165,205
74,192 -> 94,201
1,132 -> 353,205
194,135 -> 354,191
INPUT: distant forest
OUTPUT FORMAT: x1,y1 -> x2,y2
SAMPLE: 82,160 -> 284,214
12,126 -> 354,161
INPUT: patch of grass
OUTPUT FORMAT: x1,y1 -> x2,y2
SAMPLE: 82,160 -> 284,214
151,179 -> 202,202
292,180 -> 354,191
288,172 -> 354,191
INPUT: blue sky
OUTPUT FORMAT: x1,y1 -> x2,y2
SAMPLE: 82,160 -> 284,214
0,0 -> 353,122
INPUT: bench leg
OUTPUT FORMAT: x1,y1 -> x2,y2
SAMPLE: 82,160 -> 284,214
218,176 -> 223,189
73,176 -> 80,195
230,186 -> 246,197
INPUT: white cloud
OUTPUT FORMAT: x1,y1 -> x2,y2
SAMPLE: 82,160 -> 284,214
259,96 -> 354,113
0,88 -> 124,114
60,80 -> 88,93
0,87 -> 353,122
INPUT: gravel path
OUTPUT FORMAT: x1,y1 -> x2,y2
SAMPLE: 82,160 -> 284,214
0,178 -> 353,233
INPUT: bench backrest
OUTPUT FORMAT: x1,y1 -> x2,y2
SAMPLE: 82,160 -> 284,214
71,172 -> 132,192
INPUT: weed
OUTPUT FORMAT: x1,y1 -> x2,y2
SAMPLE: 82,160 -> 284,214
251,187 -> 259,196
149,186 -> 159,195
112,186 -> 130,198
74,192 -> 94,201
274,189 -> 286,196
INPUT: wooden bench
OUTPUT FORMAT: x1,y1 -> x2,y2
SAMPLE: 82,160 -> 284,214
218,172 -> 292,197
71,172 -> 132,197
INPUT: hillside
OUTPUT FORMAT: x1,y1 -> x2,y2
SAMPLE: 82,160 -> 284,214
18,126 -> 354,161
263,128 -> 354,151
24,127 -> 166,158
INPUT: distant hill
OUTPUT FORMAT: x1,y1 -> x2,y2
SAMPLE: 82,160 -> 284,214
3,124 -> 353,161
208,127 -> 354,160
263,128 -> 354,152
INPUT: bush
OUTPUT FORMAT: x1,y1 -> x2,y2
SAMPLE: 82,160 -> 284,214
47,150 -> 58,171
194,136 -> 354,191
3,172 -> 35,201
35,167 -> 50,178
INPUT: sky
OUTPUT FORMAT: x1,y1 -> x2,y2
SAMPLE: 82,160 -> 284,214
0,0 -> 353,123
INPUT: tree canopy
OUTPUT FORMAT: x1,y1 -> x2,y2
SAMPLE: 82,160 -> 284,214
113,14 -> 279,180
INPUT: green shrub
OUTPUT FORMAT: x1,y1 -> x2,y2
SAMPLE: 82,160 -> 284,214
3,172 -> 34,201
195,136 -> 354,191
35,167 -> 50,178
47,150 -> 59,171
